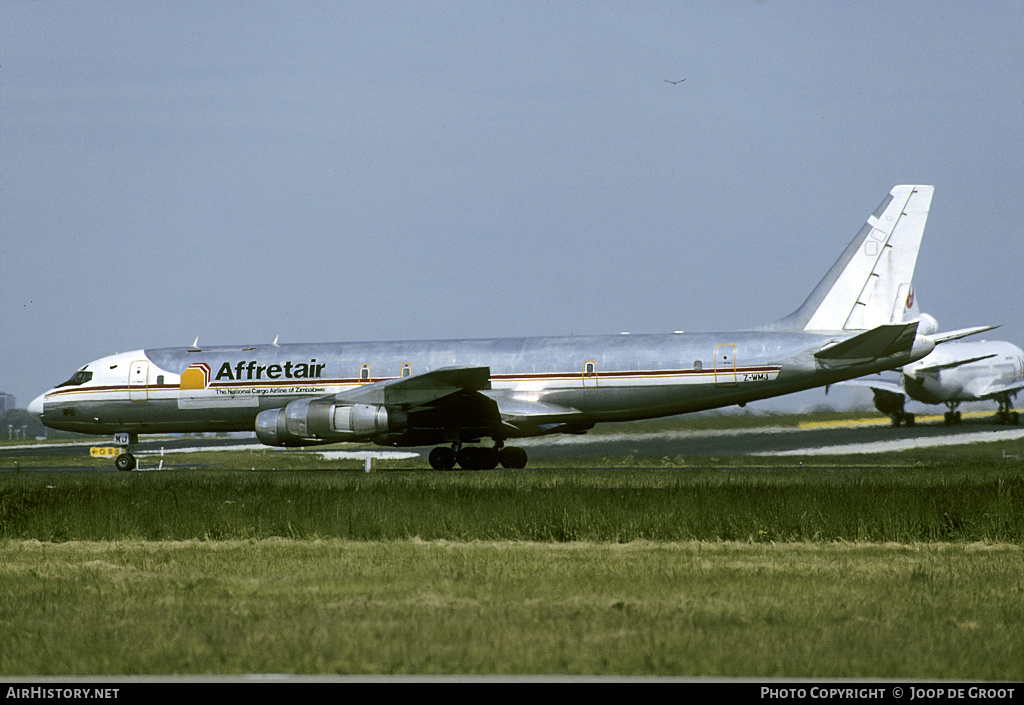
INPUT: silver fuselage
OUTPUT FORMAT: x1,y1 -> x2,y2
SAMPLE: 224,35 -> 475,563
35,329 -> 927,442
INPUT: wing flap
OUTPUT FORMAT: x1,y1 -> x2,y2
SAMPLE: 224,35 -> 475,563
495,397 -> 590,438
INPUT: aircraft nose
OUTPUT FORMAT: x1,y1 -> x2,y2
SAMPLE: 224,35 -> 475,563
27,393 -> 45,419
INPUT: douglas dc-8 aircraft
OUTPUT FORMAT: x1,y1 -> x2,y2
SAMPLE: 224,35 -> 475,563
30,185 -> 992,470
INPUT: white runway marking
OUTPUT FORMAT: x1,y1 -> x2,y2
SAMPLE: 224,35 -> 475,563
134,443 -> 419,461
317,450 -> 420,461
519,426 -> 798,446
754,428 -> 1024,456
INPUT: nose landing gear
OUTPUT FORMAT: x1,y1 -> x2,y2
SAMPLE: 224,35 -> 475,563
114,451 -> 136,471
112,432 -> 138,471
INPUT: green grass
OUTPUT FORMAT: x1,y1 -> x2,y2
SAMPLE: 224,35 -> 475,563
1,539 -> 1021,678
1,463 -> 1023,543
1,428 -> 1023,677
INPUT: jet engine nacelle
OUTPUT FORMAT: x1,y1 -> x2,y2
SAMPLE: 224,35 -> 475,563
254,398 -> 406,446
914,313 -> 939,336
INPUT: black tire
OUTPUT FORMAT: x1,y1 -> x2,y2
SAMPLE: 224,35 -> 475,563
498,446 -> 528,469
428,447 -> 456,470
114,453 -> 136,472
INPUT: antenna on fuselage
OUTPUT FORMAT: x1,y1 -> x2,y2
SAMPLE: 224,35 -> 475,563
190,337 -> 200,350
272,335 -> 280,347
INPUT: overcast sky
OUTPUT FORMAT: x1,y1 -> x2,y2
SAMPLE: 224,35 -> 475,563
2,1 -> 1022,411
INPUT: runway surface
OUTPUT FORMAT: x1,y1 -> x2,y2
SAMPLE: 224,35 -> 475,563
4,411 -> 1024,470
521,414 -> 1024,458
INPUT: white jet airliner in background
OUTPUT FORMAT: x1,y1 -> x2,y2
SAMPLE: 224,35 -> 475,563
30,185 -> 993,470
851,333 -> 1023,426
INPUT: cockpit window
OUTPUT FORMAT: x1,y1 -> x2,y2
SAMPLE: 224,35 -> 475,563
56,370 -> 93,388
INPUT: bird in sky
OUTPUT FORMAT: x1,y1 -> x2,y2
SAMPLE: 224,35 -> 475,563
663,78 -> 686,85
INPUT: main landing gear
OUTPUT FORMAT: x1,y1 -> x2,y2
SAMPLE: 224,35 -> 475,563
942,400 -> 1020,425
873,389 -> 915,427
996,398 -> 1020,425
428,442 -> 528,470
890,411 -> 916,427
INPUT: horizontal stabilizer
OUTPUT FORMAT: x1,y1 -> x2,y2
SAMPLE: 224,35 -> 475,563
335,366 -> 491,407
927,325 -> 1000,345
814,321 -> 919,367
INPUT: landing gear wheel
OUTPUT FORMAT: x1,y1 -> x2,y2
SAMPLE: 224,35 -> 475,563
114,452 -> 136,472
428,447 -> 457,470
498,446 -> 528,469
997,410 -> 1020,425
891,412 -> 915,427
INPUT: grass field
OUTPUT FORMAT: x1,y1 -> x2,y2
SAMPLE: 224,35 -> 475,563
1,416 -> 1023,678
1,539 -> 1020,678
1,465 -> 1024,543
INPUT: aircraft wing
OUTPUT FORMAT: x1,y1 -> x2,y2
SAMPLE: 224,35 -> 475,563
332,366 -> 587,439
254,366 -> 501,448
814,321 -> 919,368
837,375 -> 904,396
975,382 -> 1024,402
333,366 -> 491,409
911,353 -> 998,377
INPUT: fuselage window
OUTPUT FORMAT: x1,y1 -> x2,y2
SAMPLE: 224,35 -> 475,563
359,364 -> 371,383
401,363 -> 413,378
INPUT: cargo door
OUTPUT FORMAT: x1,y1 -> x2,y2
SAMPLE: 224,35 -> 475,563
714,344 -> 737,386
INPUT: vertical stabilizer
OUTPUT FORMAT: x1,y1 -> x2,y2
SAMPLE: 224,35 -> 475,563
770,185 -> 934,332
